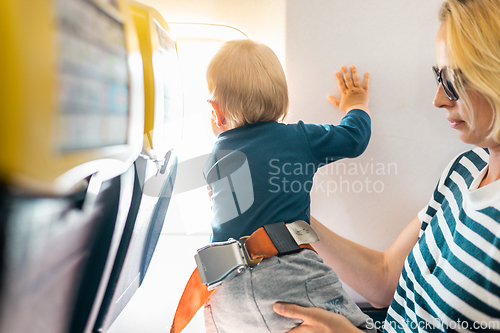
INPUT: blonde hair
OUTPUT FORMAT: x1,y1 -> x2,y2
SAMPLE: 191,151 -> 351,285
206,39 -> 289,128
439,0 -> 500,142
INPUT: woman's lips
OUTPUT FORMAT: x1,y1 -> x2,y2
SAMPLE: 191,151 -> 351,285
447,117 -> 465,129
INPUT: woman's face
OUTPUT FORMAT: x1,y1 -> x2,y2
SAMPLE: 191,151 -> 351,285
433,23 -> 498,149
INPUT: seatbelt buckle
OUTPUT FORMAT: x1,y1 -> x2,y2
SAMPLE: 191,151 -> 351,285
195,239 -> 248,290
194,220 -> 319,290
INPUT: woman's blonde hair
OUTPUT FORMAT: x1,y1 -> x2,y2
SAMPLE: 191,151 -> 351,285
206,39 -> 289,128
439,0 -> 500,142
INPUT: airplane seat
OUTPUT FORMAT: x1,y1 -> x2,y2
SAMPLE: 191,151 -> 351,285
68,165 -> 138,333
0,173 -> 120,333
0,181 -> 8,315
92,153 -> 178,333
359,303 -> 389,329
88,158 -> 145,333
0,156 -> 171,333
140,154 -> 177,283
88,1 -> 182,330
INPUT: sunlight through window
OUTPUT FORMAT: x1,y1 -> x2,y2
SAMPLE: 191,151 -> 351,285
163,23 -> 249,235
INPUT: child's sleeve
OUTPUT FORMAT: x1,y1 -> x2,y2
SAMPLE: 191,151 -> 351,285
298,109 -> 371,166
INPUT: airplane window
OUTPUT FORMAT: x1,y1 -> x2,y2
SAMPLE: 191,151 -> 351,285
163,23 -> 249,235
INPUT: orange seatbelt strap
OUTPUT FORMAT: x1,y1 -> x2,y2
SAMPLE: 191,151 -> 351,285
170,268 -> 214,333
169,226 -> 315,333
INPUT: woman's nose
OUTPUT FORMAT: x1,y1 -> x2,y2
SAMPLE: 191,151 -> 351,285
433,84 -> 454,109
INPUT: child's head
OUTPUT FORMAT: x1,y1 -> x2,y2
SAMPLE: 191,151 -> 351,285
207,39 -> 289,128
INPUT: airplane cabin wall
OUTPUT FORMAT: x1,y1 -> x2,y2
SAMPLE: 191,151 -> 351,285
285,0 -> 470,253
283,0 -> 472,302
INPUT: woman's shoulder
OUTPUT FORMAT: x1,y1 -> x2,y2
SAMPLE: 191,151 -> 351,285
447,147 -> 489,173
432,148 -> 489,190
454,147 -> 489,165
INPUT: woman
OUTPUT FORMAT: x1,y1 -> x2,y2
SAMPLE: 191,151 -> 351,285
274,0 -> 500,331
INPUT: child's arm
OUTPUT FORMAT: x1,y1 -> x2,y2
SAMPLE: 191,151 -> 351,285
298,65 -> 370,164
328,65 -> 370,116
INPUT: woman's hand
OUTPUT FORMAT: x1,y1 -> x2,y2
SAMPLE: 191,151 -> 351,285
273,303 -> 364,333
328,65 -> 370,115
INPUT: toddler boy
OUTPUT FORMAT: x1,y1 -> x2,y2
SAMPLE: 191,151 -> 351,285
203,39 -> 374,333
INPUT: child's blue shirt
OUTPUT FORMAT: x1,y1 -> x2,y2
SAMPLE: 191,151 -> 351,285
204,109 -> 371,242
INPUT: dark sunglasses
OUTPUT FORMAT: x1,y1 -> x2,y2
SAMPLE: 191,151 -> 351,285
433,66 -> 460,101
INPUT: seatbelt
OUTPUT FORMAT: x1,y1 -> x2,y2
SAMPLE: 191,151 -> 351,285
169,221 -> 319,333
169,268 -> 214,333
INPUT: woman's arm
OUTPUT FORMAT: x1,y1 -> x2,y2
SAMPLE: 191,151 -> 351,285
311,215 -> 421,308
271,217 -> 421,333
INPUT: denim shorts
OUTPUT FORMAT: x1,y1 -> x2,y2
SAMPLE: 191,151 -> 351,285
203,249 -> 375,333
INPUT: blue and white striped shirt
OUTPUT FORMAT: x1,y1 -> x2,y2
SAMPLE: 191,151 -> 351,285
385,148 -> 500,332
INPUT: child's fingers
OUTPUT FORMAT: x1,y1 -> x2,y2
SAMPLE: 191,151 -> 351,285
341,65 -> 353,88
327,95 -> 340,108
351,66 -> 361,87
335,72 -> 346,92
362,72 -> 370,91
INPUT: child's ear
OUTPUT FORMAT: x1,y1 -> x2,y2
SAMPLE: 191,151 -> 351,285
210,101 -> 226,127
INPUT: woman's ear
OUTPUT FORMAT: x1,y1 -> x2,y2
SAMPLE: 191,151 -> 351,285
210,100 -> 226,127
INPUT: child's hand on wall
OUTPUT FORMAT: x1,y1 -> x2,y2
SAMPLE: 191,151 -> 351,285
328,65 -> 370,116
